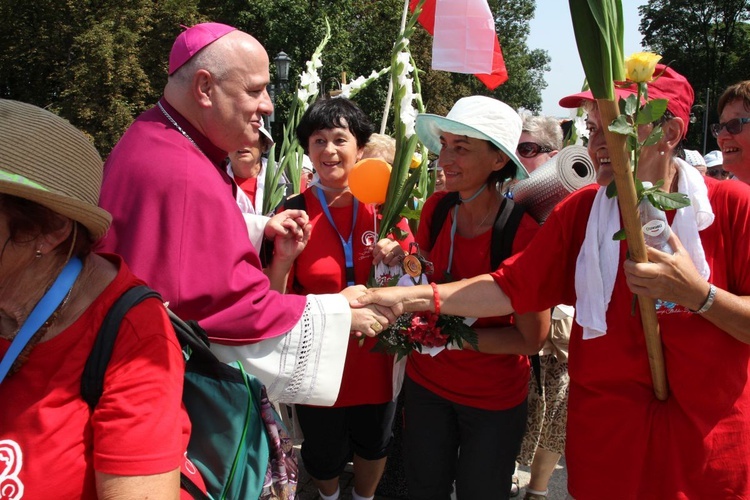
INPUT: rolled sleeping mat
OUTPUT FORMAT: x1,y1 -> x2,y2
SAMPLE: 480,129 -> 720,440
510,145 -> 595,224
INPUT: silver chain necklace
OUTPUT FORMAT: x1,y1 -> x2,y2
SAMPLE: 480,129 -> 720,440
157,101 -> 205,156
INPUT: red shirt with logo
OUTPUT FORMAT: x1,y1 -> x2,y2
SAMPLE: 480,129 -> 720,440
288,189 -> 413,406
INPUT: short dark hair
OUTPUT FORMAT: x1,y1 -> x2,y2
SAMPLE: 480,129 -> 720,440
0,194 -> 94,259
718,80 -> 750,116
296,97 -> 374,153
485,142 -> 517,186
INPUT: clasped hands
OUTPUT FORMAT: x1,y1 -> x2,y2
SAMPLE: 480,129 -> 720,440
343,282 -> 420,338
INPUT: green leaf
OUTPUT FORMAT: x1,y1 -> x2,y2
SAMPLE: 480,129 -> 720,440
642,125 -> 663,146
608,115 -> 633,135
612,228 -> 627,240
399,206 -> 422,220
606,179 -> 618,198
648,190 -> 691,211
637,99 -> 669,124
623,94 -> 638,115
390,226 -> 410,241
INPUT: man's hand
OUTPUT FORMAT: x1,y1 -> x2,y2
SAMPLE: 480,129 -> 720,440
264,209 -> 309,242
341,285 -> 397,337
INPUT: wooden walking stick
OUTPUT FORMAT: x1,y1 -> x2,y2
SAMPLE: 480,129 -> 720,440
569,0 -> 668,400
597,99 -> 669,401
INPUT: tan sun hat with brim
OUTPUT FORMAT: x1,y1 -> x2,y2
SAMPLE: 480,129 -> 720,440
0,99 -> 112,240
415,95 -> 529,181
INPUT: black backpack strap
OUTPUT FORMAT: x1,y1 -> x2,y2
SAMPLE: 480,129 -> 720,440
489,197 -> 526,270
282,192 -> 307,211
81,285 -> 162,409
180,474 -> 211,500
485,198 -> 543,395
428,192 -> 460,250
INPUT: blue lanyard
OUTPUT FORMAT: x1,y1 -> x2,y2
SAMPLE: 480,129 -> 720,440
446,185 -> 487,275
315,187 -> 359,286
0,257 -> 83,383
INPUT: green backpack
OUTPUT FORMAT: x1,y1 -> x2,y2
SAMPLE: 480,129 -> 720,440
81,285 -> 297,499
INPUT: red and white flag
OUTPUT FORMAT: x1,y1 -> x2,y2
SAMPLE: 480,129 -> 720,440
410,0 -> 508,90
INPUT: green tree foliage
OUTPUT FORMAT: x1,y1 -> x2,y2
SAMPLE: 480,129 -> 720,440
638,0 -> 750,151
0,0 -> 548,154
0,0 -> 203,155
220,0 -> 548,138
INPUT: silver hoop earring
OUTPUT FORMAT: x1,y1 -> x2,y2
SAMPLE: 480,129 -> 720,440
35,248 -> 43,259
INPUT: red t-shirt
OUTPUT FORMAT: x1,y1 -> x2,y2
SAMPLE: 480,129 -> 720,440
493,180 -> 750,498
289,189 -> 414,406
408,190 -> 540,410
235,175 -> 259,206
0,255 -> 203,498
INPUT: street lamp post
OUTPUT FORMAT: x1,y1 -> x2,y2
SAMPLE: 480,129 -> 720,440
267,51 -> 292,136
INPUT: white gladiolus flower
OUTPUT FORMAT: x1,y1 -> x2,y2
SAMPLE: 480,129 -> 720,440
297,88 -> 311,104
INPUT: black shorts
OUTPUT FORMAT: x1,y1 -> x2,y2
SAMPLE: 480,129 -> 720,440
295,401 -> 397,480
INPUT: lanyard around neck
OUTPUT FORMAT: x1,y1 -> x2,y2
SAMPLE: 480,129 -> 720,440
0,257 -> 83,383
315,187 -> 359,286
446,184 -> 488,275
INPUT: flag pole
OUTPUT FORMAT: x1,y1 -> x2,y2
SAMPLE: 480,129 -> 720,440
381,0 -> 411,134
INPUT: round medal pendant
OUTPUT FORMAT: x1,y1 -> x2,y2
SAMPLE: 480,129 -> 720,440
403,254 -> 423,277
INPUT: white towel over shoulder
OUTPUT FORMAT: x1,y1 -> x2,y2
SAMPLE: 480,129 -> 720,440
574,159 -> 714,340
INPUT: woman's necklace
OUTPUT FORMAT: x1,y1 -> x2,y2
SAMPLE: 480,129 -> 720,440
446,185 -> 496,275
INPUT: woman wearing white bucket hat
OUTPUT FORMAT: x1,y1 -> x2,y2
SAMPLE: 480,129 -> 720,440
398,96 -> 548,499
0,99 -> 205,496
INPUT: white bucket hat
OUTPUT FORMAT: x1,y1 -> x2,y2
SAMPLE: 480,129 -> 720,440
704,150 -> 723,168
415,96 -> 529,180
684,149 -> 706,168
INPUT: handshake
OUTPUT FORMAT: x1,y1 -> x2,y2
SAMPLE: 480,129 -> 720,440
342,284 -> 421,338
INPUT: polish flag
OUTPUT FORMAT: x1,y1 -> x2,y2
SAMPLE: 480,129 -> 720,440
410,0 -> 508,90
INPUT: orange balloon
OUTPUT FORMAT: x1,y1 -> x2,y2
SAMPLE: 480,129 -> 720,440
348,158 -> 392,204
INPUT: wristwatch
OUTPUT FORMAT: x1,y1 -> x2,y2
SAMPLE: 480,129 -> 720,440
690,284 -> 717,314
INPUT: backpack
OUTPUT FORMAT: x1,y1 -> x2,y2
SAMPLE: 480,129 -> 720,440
427,192 -> 543,394
81,286 -> 297,500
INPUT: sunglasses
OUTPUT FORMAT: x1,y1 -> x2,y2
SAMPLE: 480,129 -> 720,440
710,117 -> 750,138
516,142 -> 553,158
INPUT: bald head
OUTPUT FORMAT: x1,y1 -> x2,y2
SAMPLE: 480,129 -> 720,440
164,30 -> 273,154
169,31 -> 267,87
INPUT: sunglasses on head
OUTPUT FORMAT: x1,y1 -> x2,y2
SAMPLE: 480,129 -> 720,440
516,142 -> 553,158
710,117 -> 750,138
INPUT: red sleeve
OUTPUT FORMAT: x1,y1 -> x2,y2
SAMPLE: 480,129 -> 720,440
492,186 -> 597,314
92,298 -> 187,475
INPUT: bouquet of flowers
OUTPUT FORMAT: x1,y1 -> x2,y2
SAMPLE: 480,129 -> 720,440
371,245 -> 478,360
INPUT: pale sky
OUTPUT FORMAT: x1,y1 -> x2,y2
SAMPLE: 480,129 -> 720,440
527,1 -> 648,117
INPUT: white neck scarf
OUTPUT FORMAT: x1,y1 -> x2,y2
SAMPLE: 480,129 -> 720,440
574,158 -> 714,340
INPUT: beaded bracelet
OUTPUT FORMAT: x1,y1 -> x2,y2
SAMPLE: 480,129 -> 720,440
430,282 -> 441,315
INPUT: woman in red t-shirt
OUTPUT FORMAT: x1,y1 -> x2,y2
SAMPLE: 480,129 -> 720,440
402,96 -> 549,499
282,97 -> 413,500
0,100 -> 203,498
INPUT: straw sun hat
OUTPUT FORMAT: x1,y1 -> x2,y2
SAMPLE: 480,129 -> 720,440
415,95 -> 529,181
0,99 -> 112,240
